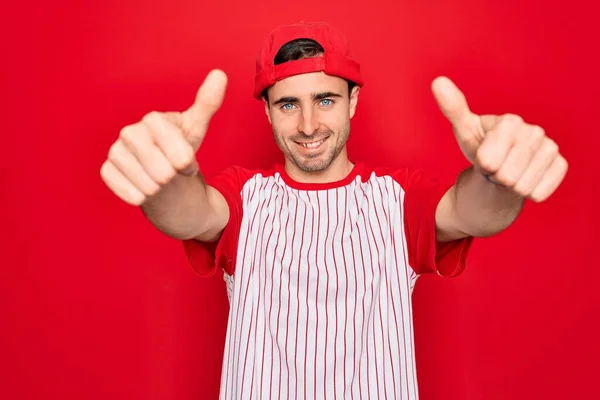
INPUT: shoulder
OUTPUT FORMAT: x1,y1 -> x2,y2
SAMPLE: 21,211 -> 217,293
358,162 -> 423,186
358,162 -> 452,194
206,164 -> 280,190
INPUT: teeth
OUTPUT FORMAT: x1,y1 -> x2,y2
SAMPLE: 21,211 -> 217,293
302,139 -> 324,148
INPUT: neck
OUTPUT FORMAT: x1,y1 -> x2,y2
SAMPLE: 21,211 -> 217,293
284,148 -> 354,184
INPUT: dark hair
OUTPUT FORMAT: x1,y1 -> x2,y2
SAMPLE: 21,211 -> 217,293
262,38 -> 356,102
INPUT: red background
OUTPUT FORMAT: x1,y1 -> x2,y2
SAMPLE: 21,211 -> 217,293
2,0 -> 598,399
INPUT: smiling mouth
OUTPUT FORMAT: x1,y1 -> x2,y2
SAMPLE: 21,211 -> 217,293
296,137 -> 328,149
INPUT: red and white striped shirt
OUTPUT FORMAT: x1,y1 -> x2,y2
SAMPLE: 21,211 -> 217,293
184,161 -> 472,399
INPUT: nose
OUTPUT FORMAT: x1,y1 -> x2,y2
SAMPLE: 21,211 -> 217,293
297,107 -> 319,136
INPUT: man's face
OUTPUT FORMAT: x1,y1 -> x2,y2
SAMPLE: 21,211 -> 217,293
264,72 -> 360,174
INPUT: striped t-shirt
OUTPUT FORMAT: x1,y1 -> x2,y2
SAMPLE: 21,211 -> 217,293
183,161 -> 472,399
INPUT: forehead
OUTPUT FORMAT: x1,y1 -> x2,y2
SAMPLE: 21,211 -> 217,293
268,72 -> 348,98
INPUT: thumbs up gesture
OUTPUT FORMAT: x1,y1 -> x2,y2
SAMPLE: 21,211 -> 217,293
100,69 -> 228,206
431,77 -> 568,202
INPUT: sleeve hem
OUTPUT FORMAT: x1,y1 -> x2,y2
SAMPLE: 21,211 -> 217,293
410,180 -> 474,278
182,238 -> 220,277
179,167 -> 244,278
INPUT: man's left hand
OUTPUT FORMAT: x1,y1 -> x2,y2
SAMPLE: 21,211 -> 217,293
431,76 -> 568,202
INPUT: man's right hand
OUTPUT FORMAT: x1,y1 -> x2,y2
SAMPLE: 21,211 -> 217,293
100,69 -> 228,206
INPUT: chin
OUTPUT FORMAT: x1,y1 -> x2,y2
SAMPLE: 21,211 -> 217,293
298,162 -> 329,173
294,154 -> 334,172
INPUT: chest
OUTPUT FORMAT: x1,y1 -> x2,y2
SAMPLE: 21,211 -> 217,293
240,179 -> 404,244
234,180 -> 410,292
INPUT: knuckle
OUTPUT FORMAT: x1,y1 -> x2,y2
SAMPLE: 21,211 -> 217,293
119,125 -> 137,143
99,161 -> 112,181
476,152 -> 498,172
154,166 -> 176,185
512,181 -> 531,196
128,192 -> 146,206
544,139 -> 559,156
175,149 -> 195,170
529,191 -> 546,203
504,113 -> 523,124
143,111 -> 160,122
171,160 -> 188,172
531,125 -> 545,139
555,156 -> 569,178
153,174 -> 168,186
144,184 -> 161,197
495,170 -> 518,187
558,155 -> 569,171
124,185 -> 147,205
162,140 -> 195,170
139,179 -> 162,197
528,125 -> 546,148
107,142 -> 122,162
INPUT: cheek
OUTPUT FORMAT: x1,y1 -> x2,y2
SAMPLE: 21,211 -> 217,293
271,114 -> 299,137
322,111 -> 348,132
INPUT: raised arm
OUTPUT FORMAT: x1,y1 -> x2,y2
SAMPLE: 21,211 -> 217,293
431,77 -> 568,241
100,69 -> 230,242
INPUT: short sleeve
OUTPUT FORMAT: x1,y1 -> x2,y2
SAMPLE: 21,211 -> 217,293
394,168 -> 474,278
181,166 -> 245,277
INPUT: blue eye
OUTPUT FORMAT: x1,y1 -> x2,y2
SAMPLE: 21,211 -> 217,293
282,103 -> 294,110
320,99 -> 333,106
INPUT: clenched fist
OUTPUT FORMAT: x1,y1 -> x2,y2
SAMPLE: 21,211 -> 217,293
100,69 -> 228,206
431,76 -> 568,203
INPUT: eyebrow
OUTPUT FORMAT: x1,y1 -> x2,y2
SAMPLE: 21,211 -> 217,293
272,91 -> 343,106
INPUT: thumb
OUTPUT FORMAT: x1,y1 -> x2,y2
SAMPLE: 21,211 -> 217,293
181,69 -> 228,148
431,76 -> 477,137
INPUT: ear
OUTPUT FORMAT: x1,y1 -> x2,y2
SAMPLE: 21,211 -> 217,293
263,97 -> 272,124
349,85 -> 360,119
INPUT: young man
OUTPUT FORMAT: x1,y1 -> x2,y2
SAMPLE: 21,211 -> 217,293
100,21 -> 567,399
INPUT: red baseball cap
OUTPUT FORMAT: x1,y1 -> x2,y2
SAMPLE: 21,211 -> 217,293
253,21 -> 364,99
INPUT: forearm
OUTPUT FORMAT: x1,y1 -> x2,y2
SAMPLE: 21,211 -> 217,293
140,171 -> 221,240
448,166 -> 525,238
